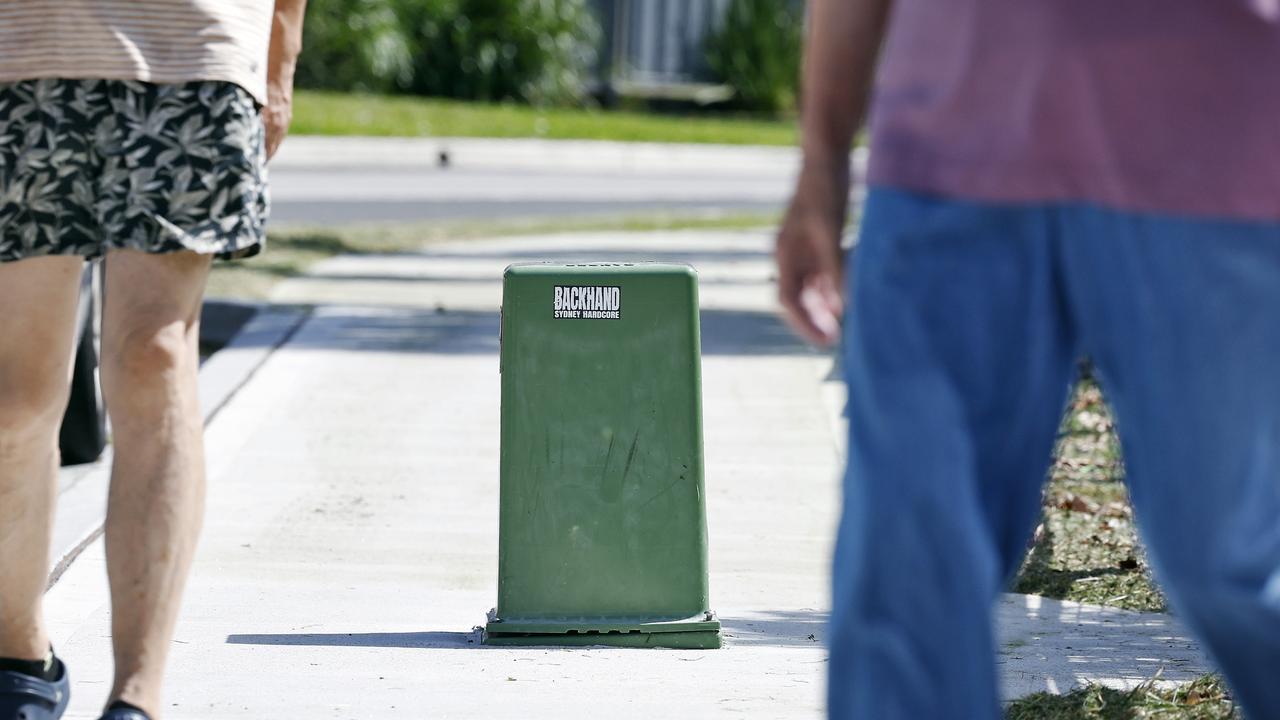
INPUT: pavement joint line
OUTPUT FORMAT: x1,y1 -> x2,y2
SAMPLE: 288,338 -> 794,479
45,499 -> 107,591
47,304 -> 313,591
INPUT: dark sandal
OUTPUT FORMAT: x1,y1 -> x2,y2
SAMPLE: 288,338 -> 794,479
98,711 -> 149,720
98,702 -> 150,720
0,659 -> 69,720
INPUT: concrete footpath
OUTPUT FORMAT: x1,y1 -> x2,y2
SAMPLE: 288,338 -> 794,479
45,231 -> 1212,719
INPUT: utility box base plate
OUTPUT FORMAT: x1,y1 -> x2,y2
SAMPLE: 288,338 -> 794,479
483,630 -> 723,649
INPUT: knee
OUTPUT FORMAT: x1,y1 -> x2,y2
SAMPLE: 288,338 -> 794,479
0,367 -> 69,456
102,321 -> 194,386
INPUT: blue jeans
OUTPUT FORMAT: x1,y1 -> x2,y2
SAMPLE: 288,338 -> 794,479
831,188 -> 1280,719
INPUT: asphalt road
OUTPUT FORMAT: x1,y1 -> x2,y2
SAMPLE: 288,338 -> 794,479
267,136 -> 806,225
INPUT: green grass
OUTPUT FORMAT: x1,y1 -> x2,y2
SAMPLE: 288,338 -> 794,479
1004,377 -> 1236,718
291,90 -> 798,146
1012,378 -> 1165,613
205,211 -> 779,300
1007,675 -> 1239,720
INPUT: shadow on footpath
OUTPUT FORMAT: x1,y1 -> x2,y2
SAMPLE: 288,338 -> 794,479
286,272 -> 772,288
719,609 -> 829,648
226,630 -> 482,649
226,609 -> 829,651
219,306 -> 818,357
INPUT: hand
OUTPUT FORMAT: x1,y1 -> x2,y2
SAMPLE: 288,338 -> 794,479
263,81 -> 293,160
264,0 -> 306,160
775,165 -> 849,346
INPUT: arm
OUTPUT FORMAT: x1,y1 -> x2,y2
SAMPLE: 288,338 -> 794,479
776,0 -> 892,345
264,0 -> 308,160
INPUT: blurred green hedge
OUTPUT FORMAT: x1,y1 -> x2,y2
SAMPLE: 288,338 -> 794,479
705,0 -> 803,114
296,0 -> 599,105
295,0 -> 414,93
296,0 -> 802,115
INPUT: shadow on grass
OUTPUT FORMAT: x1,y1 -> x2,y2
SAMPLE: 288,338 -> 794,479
1013,522 -> 1130,599
269,231 -> 361,255
1010,481 -> 1166,612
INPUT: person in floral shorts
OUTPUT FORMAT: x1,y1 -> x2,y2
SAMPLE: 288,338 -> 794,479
0,2 -> 306,719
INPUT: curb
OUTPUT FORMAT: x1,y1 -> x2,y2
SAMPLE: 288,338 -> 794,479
48,304 -> 310,585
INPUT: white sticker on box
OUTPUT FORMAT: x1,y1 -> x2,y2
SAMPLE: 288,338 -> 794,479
553,285 -> 621,320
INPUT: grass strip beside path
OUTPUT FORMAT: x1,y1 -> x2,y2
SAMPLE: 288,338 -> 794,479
205,212 -> 779,301
1005,378 -> 1236,718
292,90 -> 798,146
1013,378 -> 1165,613
1007,675 -> 1239,720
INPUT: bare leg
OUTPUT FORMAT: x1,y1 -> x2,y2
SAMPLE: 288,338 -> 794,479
0,257 -> 85,661
99,249 -> 211,717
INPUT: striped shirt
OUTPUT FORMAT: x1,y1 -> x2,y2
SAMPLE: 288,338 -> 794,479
0,1 -> 274,104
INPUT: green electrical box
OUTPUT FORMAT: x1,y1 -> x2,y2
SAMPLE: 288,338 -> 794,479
485,262 -> 720,649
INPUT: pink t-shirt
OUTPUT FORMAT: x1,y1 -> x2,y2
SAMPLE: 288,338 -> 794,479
867,0 -> 1280,221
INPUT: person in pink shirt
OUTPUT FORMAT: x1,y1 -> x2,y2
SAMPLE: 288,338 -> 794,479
777,1 -> 1280,717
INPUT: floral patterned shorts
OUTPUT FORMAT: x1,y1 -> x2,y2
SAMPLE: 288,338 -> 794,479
0,79 -> 268,263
